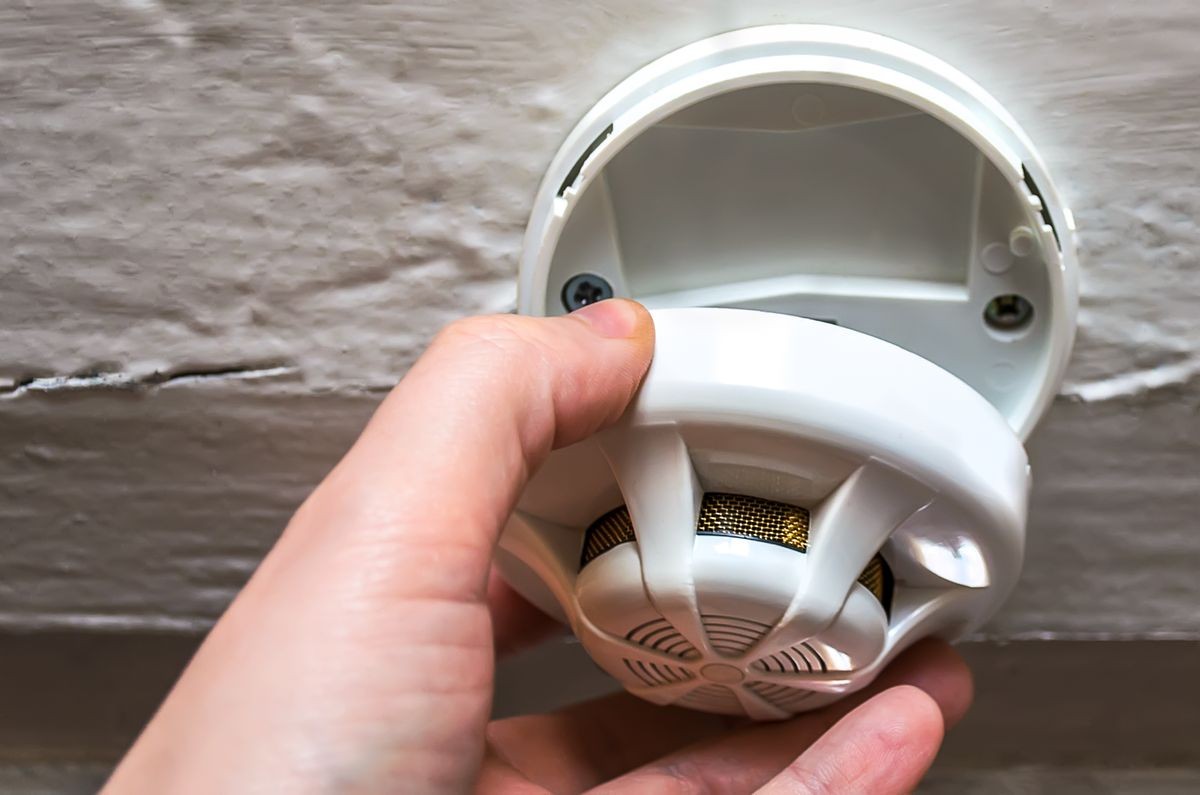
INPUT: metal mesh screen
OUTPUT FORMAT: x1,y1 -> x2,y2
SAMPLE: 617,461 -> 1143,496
580,492 -> 891,606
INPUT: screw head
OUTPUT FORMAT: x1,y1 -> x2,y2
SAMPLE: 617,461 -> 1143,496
562,273 -> 614,312
984,294 -> 1034,332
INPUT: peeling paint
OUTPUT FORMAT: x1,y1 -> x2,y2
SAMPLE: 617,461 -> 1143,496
1061,358 -> 1200,402
0,366 -> 299,399
0,613 -> 212,634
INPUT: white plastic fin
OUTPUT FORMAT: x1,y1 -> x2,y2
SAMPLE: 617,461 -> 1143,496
576,611 -> 706,669
750,670 -> 857,694
734,684 -> 793,720
598,425 -> 711,656
499,511 -> 581,618
757,461 -> 930,653
626,678 -> 702,706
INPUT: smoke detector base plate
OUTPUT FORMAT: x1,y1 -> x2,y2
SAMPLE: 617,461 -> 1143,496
520,24 -> 1077,439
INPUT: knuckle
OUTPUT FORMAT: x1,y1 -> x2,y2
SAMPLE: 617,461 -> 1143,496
653,759 -> 721,795
615,771 -> 708,795
772,764 -> 833,795
436,315 -> 544,361
437,314 -> 521,346
433,314 -> 558,385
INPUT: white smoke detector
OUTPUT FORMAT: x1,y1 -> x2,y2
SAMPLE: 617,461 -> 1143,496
498,25 -> 1077,718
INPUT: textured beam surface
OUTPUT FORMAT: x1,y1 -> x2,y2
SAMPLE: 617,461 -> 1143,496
2,382 -> 1198,635
2,2 -> 1199,635
0,634 -> 1196,768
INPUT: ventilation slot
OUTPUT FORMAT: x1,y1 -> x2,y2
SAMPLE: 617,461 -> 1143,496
622,658 -> 696,688
752,643 -> 833,674
557,123 -> 614,196
677,684 -> 741,713
625,617 -> 700,660
701,614 -> 770,657
580,494 -> 892,610
744,681 -> 817,711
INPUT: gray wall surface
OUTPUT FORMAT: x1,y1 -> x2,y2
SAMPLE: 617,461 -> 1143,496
2,0 -> 1198,789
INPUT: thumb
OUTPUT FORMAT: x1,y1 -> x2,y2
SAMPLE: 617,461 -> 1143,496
104,301 -> 653,794
299,298 -> 655,605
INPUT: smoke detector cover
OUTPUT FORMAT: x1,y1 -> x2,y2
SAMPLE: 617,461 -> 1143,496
499,25 -> 1077,717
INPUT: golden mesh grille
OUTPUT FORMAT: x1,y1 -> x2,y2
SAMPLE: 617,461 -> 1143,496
696,493 -> 810,551
579,493 -> 891,607
579,505 -> 636,568
857,556 -> 887,603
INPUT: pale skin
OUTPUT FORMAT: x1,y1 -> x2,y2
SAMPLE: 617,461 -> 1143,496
105,299 -> 973,794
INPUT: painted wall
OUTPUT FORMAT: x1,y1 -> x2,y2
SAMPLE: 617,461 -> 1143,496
2,1 -> 1198,645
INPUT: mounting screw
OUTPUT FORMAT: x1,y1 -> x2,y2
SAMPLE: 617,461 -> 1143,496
562,273 -> 614,312
984,294 -> 1034,332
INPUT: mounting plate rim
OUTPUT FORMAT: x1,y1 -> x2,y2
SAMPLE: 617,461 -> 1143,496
517,24 -> 1078,440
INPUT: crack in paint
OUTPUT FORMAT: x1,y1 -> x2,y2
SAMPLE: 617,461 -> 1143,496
967,630 -> 1200,642
2,611 -> 1197,640
0,365 -> 298,399
1061,358 -> 1200,403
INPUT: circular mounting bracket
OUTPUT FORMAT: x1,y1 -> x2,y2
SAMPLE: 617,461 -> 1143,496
518,25 -> 1078,439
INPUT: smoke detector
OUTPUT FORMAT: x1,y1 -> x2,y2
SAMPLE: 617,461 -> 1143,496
497,25 -> 1077,718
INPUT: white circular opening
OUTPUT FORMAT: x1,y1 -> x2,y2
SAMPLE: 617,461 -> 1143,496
518,26 -> 1078,439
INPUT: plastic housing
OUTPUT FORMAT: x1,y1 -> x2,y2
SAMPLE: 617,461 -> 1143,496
499,309 -> 1028,717
498,25 -> 1077,717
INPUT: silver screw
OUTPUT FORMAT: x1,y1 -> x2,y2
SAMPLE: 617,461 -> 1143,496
562,273 -> 614,312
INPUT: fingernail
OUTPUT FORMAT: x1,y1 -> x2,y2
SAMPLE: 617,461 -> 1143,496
571,298 -> 644,339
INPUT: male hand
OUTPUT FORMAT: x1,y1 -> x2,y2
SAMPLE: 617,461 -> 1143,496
106,299 -> 971,794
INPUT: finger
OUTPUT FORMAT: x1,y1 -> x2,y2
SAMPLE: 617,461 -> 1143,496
755,686 -> 943,795
876,638 -> 973,728
588,639 -> 970,794
106,303 -> 654,794
249,301 -> 653,784
295,299 -> 655,608
487,568 -> 561,657
483,692 -> 743,794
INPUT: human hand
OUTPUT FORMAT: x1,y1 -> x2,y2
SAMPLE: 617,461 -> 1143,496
105,300 -> 971,794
